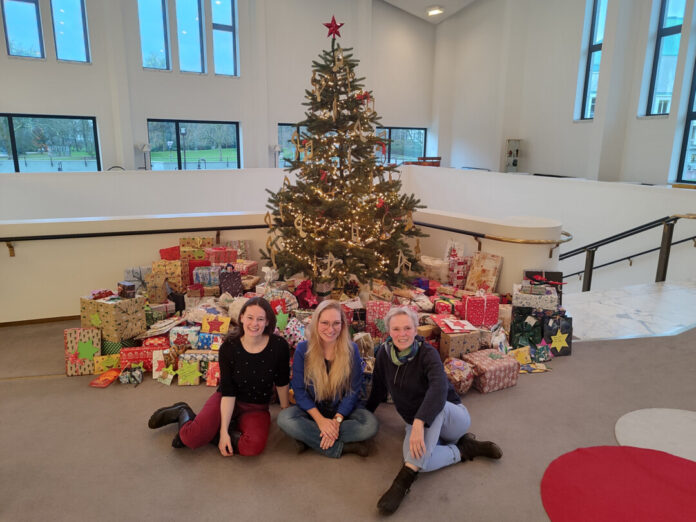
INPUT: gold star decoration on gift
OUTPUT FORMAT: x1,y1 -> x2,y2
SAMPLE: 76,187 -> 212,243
550,331 -> 569,351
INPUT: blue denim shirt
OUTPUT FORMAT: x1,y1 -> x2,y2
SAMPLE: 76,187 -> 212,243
291,340 -> 364,418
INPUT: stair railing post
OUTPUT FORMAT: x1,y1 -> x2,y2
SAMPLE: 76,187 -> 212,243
582,248 -> 596,292
655,221 -> 675,282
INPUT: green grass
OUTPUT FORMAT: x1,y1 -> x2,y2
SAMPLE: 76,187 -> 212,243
17,150 -> 95,161
151,148 -> 238,162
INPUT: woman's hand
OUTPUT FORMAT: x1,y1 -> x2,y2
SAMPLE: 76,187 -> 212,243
409,420 -> 426,460
218,432 -> 234,457
320,431 -> 337,450
316,416 -> 339,441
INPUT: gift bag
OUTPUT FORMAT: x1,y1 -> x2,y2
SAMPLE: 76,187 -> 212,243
543,314 -> 572,356
220,266 -> 244,297
465,252 -> 502,293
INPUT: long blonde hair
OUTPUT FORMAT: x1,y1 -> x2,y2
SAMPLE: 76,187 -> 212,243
305,300 -> 353,401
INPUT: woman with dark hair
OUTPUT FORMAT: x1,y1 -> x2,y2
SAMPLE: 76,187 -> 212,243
277,299 -> 378,458
367,306 -> 502,515
148,297 -> 291,456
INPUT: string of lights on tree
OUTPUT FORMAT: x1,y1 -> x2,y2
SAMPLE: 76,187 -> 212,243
262,16 -> 425,287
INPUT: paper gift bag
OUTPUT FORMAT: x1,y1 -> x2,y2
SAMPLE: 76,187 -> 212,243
465,252 -> 502,293
544,314 -> 572,356
64,328 -> 101,376
220,267 -> 244,296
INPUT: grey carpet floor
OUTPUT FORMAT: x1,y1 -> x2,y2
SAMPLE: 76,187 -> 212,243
1,320 -> 695,522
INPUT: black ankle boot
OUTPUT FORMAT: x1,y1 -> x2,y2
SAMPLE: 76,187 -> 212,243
342,441 -> 369,457
456,433 -> 502,461
171,405 -> 196,449
377,465 -> 418,515
148,402 -> 188,429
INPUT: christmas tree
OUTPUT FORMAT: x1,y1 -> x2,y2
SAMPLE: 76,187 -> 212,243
262,16 -> 425,288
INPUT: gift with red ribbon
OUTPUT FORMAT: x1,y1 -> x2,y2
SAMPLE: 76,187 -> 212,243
455,292 -> 500,328
293,280 -> 318,309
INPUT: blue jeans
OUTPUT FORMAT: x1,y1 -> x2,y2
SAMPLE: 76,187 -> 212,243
277,406 -> 379,458
404,402 -> 471,472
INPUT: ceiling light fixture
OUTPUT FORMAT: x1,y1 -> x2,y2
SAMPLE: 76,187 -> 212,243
427,6 -> 444,16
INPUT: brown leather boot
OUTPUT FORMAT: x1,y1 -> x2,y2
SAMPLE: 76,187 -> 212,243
377,465 -> 418,515
456,433 -> 502,461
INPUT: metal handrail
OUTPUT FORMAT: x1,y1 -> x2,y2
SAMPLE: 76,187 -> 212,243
560,214 -> 696,291
415,221 -> 572,258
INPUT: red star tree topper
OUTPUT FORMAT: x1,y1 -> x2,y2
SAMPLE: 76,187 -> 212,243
323,15 -> 344,38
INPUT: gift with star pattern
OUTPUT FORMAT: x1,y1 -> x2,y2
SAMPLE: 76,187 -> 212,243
64,327 -> 101,376
543,312 -> 572,356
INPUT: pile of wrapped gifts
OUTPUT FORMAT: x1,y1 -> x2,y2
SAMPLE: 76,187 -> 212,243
65,238 -> 572,399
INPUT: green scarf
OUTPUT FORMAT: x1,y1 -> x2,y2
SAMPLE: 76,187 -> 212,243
387,337 -> 420,366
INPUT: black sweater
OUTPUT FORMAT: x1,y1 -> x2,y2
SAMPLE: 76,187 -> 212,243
365,338 -> 460,426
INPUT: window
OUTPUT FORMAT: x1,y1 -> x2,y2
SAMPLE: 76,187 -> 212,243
647,0 -> 685,115
0,113 -> 100,172
211,0 -> 237,76
675,62 -> 696,182
377,127 -> 427,165
581,0 -> 608,119
176,0 -> 205,73
137,0 -> 170,70
277,123 -> 308,168
50,0 -> 90,62
147,119 -> 240,170
1,0 -> 44,58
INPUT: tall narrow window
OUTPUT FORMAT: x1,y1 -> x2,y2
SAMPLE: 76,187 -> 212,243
676,65 -> 696,182
0,113 -> 100,172
211,0 -> 237,76
50,0 -> 90,62
647,0 -> 685,115
176,0 -> 205,73
376,127 -> 427,165
581,0 -> 608,119
147,119 -> 240,170
137,0 -> 170,70
1,0 -> 44,58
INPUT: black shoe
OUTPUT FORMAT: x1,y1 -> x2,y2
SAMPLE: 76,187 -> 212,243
377,465 -> 418,515
294,439 -> 310,454
148,402 -> 189,429
457,433 -> 502,461
170,405 -> 196,449
342,441 -> 369,457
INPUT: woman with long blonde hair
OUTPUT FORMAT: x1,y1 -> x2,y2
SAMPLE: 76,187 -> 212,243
277,300 -> 378,457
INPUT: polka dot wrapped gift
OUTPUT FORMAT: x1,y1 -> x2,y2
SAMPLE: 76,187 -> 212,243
455,292 -> 499,328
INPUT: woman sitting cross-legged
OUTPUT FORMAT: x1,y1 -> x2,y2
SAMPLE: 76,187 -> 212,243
366,306 -> 503,515
147,297 -> 290,456
277,299 -> 378,458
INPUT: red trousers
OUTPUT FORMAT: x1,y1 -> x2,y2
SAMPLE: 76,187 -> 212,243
179,392 -> 271,456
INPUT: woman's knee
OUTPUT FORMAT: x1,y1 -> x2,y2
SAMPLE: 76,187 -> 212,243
238,433 -> 268,456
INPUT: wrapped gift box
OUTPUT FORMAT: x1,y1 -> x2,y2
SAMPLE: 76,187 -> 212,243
152,260 -> 184,294
448,256 -> 472,289
177,360 -> 203,385
205,246 -> 237,264
263,289 -> 299,312
123,266 -> 151,293
144,272 -> 169,305
420,256 -> 448,282
179,350 -> 219,380
120,346 -> 158,372
93,353 -> 120,374
439,331 -> 481,361
117,281 -> 136,298
462,348 -> 520,393
180,236 -> 214,249
169,325 -> 201,349
152,350 -> 166,379
206,361 -> 221,386
433,297 -> 458,315
180,247 -> 207,261
456,293 -> 500,327
292,309 -> 314,323
187,284 -> 204,297
499,304 -> 512,333
465,252 -> 502,293
203,285 -> 220,297
524,270 -> 564,305
366,300 -> 392,340
353,332 -> 374,359
512,283 -> 558,311
417,324 -> 439,339
241,275 -> 261,291
201,314 -> 231,334
80,295 -> 146,342
255,281 -> 290,294
198,332 -> 224,350
543,313 -> 572,356
64,328 -> 101,376
234,260 -> 258,276
159,246 -> 180,260
443,357 -> 474,395
225,240 -> 252,260
143,335 -> 170,350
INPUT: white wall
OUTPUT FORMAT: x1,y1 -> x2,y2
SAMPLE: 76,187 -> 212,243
432,0 -> 696,184
0,0 -> 434,170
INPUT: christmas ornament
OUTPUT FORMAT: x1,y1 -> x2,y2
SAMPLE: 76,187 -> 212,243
393,250 -> 411,275
294,216 -> 308,238
323,15 -> 344,38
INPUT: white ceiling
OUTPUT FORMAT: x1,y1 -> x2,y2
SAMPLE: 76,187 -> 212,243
382,0 -> 477,24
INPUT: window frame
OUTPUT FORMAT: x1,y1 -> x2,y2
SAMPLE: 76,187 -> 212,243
138,0 -> 171,70
0,112 -> 101,173
580,0 -> 604,120
675,63 -> 696,183
175,0 -> 206,74
147,118 -> 241,170
378,126 -> 428,165
211,0 -> 237,76
646,0 -> 683,115
1,0 -> 45,59
277,122 -> 307,168
49,0 -> 91,63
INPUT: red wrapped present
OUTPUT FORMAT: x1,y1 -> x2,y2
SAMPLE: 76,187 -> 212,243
120,345 -> 158,372
366,300 -> 392,340
294,280 -> 318,309
186,259 -> 211,286
206,361 -> 221,386
142,335 -> 170,349
462,348 -> 520,393
204,247 -> 238,264
341,304 -> 354,322
430,314 -> 477,334
270,298 -> 287,314
159,246 -> 180,260
456,293 -> 499,327
433,297 -> 458,315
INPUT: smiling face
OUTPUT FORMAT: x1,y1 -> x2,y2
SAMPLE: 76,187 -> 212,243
317,307 -> 343,346
388,313 -> 417,351
240,305 -> 269,338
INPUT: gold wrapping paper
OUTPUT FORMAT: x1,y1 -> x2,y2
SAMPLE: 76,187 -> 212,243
80,296 -> 146,342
